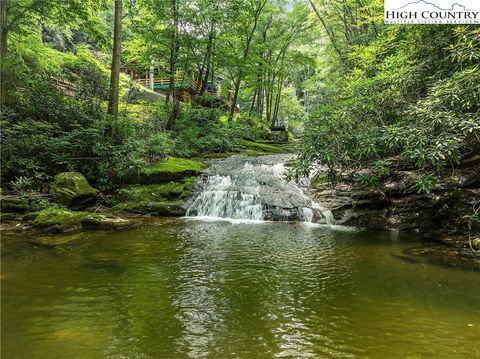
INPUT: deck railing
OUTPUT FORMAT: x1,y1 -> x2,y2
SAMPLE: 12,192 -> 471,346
136,77 -> 197,90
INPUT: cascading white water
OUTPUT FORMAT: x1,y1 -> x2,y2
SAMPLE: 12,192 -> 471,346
186,155 -> 334,224
186,175 -> 263,220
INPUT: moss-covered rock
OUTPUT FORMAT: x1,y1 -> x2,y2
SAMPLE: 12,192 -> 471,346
0,196 -> 31,213
116,178 -> 195,202
50,172 -> 97,209
31,208 -> 134,233
269,130 -> 293,143
1,212 -> 17,221
22,212 -> 39,221
114,200 -> 185,216
30,233 -> 85,246
137,157 -> 203,184
111,177 -> 196,217
473,238 -> 480,250
32,208 -> 90,233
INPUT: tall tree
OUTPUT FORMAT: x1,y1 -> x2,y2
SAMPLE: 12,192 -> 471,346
108,0 -> 123,136
0,0 -> 8,109
228,0 -> 268,121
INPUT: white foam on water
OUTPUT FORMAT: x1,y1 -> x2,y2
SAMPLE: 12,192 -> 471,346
186,156 -> 335,225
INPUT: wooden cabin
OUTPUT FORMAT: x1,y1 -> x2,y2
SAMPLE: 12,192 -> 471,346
123,63 -> 226,107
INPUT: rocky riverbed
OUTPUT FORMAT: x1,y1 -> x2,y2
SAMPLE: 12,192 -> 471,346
1,154 -> 479,268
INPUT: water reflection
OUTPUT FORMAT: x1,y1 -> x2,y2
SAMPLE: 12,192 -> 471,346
2,221 -> 480,359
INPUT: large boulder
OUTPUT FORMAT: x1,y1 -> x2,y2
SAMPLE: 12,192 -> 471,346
50,172 -> 97,209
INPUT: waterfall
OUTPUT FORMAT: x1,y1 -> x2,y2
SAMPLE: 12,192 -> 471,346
186,175 -> 263,221
186,155 -> 334,224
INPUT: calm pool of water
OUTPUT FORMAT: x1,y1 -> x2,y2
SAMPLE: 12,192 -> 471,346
2,219 -> 479,358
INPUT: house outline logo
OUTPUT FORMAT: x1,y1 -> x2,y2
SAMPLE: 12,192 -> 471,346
384,0 -> 480,24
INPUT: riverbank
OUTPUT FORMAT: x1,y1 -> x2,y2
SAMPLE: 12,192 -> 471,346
1,149 -> 479,269
308,156 -> 480,268
0,141 -> 292,236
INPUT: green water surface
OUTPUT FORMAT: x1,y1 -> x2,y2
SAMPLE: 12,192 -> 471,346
2,219 -> 479,358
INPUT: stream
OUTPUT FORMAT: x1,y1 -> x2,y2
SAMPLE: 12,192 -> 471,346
2,155 -> 479,358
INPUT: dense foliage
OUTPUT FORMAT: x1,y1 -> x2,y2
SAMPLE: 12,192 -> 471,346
289,1 -> 479,189
1,0 -> 302,190
1,0 -> 478,196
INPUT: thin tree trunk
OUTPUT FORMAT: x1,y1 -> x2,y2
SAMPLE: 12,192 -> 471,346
249,88 -> 257,113
0,0 -> 8,110
165,0 -> 180,129
149,57 -> 154,89
108,0 -> 122,138
165,0 -> 179,111
228,0 -> 268,121
272,77 -> 283,126
308,0 -> 346,64
200,25 -> 214,95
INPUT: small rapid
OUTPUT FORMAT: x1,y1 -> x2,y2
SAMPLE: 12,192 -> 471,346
186,155 -> 334,224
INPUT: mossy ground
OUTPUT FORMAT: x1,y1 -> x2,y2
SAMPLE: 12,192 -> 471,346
138,157 -> 204,184
235,140 -> 295,155
142,157 -> 203,176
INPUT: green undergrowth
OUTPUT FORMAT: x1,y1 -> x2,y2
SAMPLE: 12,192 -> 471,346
236,140 -> 294,155
142,157 -> 203,175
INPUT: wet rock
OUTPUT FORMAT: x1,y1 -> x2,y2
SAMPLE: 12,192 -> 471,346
311,166 -> 480,235
352,189 -> 391,209
472,238 -> 480,250
186,154 -> 335,223
1,212 -> 18,221
50,172 -> 97,209
31,208 -> 135,234
30,233 -> 85,246
0,196 -> 31,213
81,216 -> 136,231
114,201 -> 185,216
32,208 -> 89,233
403,245 -> 480,270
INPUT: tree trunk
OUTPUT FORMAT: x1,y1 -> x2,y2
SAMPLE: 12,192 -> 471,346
149,57 -> 154,89
272,77 -> 283,127
108,0 -> 122,138
249,88 -> 257,113
228,0 -> 268,121
229,76 -> 241,119
308,0 -> 346,64
0,0 -> 8,110
200,25 -> 214,95
165,0 -> 180,129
